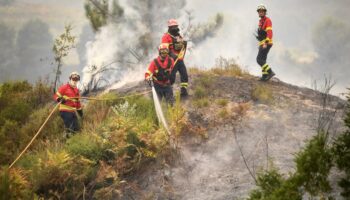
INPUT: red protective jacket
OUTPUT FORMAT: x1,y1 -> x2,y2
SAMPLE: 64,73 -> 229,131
258,16 -> 273,46
53,83 -> 82,112
161,33 -> 185,60
145,56 -> 174,86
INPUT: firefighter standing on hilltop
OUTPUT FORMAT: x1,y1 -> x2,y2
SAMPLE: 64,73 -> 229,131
161,19 -> 189,97
256,4 -> 275,81
53,72 -> 83,138
145,43 -> 175,104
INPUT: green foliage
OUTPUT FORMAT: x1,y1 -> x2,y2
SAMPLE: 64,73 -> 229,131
66,133 -> 110,162
331,90 -> 350,198
0,80 -> 53,165
52,25 -> 76,91
32,150 -> 95,199
251,85 -> 273,104
294,132 -> 333,196
84,0 -> 124,32
248,168 -> 302,200
0,167 -> 32,200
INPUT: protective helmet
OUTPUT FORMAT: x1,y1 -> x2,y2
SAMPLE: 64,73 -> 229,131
69,71 -> 80,80
158,43 -> 169,56
257,4 -> 267,12
167,19 -> 178,27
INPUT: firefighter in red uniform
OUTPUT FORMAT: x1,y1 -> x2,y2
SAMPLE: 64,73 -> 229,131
256,4 -> 275,81
145,43 -> 175,104
53,72 -> 83,137
161,19 -> 189,97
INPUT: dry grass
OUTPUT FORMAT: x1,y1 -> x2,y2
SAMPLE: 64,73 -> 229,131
251,85 -> 274,104
216,98 -> 229,107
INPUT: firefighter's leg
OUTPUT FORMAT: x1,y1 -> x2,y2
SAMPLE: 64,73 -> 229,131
256,45 -> 273,81
60,111 -> 75,138
71,113 -> 80,132
165,85 -> 174,106
170,63 -> 179,85
154,83 -> 166,101
177,60 -> 189,97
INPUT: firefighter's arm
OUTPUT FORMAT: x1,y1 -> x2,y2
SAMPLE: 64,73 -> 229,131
145,61 -> 156,81
54,86 -> 66,103
265,18 -> 273,43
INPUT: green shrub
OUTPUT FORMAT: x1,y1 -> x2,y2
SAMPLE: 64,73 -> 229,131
248,168 -> 302,200
331,89 -> 350,198
32,150 -> 95,199
0,167 -> 32,200
65,133 -> 110,162
294,131 -> 333,196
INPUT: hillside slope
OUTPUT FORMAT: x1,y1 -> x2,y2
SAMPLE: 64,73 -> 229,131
114,70 -> 345,199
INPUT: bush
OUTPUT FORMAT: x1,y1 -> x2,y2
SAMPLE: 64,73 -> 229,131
32,150 -> 95,199
294,131 -> 333,196
65,133 -> 110,162
0,167 -> 32,200
248,168 -> 302,200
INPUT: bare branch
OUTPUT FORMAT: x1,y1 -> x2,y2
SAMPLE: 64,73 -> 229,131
233,130 -> 257,183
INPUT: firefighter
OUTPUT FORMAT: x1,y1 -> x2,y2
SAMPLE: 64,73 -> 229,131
161,19 -> 189,97
53,72 -> 83,137
256,4 -> 275,81
145,43 -> 175,104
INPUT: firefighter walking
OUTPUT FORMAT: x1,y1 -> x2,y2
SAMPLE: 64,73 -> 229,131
53,72 -> 83,137
161,19 -> 189,97
256,4 -> 275,81
145,43 -> 175,104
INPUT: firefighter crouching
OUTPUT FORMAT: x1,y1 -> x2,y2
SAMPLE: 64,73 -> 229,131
145,43 -> 175,104
53,72 -> 83,137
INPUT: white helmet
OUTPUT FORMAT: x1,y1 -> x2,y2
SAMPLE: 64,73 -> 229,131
257,4 -> 267,12
69,71 -> 80,80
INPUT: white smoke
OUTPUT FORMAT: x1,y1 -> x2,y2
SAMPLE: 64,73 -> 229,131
81,0 -> 225,92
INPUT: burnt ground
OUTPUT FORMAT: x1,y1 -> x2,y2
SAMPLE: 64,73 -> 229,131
112,73 -> 346,200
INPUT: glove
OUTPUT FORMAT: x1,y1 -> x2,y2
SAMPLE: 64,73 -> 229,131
145,76 -> 153,87
77,110 -> 83,117
57,97 -> 66,104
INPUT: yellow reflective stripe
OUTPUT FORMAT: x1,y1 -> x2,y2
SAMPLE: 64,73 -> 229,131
262,71 -> 269,75
59,104 -> 77,111
180,82 -> 188,88
259,39 -> 273,45
63,95 -> 79,102
146,70 -> 152,75
265,27 -> 272,31
262,64 -> 270,72
259,39 -> 267,45
56,92 -> 62,98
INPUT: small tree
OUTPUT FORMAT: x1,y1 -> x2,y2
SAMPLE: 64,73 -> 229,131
332,89 -> 350,198
52,25 -> 76,93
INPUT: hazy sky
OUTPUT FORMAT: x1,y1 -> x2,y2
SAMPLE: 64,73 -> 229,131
1,0 -> 350,95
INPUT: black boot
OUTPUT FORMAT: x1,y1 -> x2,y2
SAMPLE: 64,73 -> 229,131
265,69 -> 275,81
180,87 -> 188,98
259,74 -> 268,81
